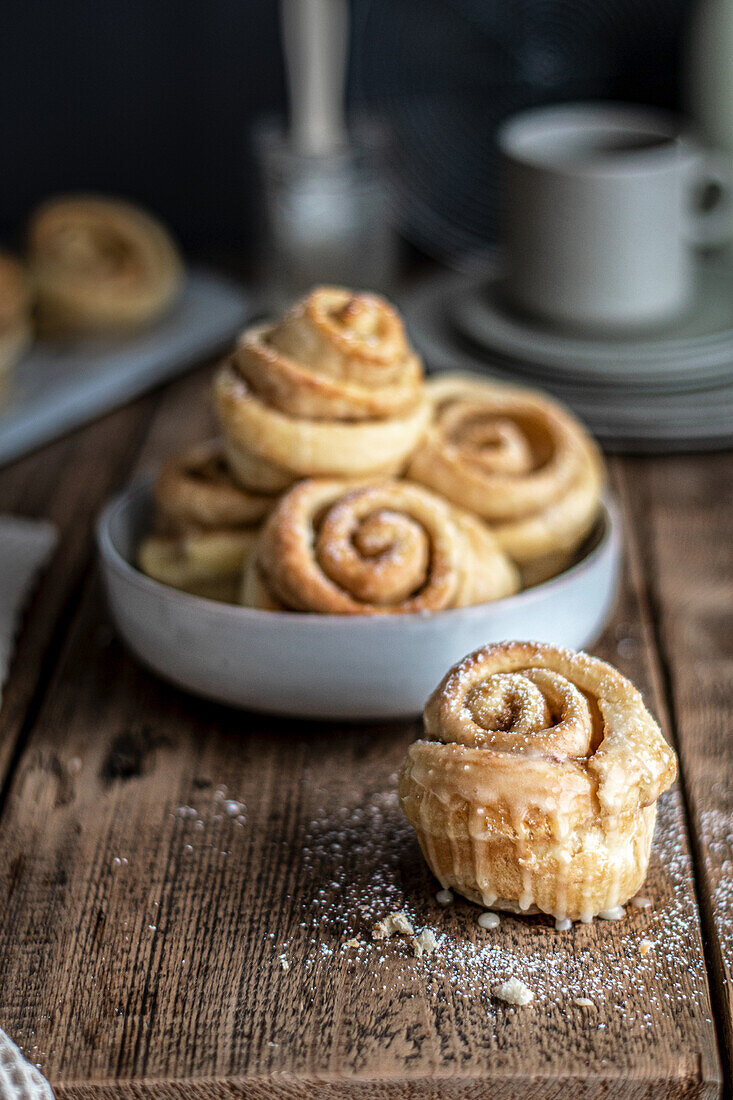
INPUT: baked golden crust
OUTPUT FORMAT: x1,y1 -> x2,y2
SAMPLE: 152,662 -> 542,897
154,440 -> 273,532
242,478 -> 520,614
28,195 -> 183,334
235,287 -> 423,420
215,365 -> 431,492
213,287 -> 430,492
139,528 -> 258,603
139,441 -> 268,601
407,374 -> 605,585
0,252 -> 32,376
399,641 -> 677,921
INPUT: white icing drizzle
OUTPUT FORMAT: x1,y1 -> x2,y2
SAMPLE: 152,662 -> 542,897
598,906 -> 626,921
511,803 -> 534,912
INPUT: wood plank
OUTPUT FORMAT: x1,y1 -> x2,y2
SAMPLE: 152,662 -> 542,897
0,359 -> 220,793
0,395 -> 159,788
615,452 -> 733,1082
0,439 -> 720,1096
124,363 -> 218,474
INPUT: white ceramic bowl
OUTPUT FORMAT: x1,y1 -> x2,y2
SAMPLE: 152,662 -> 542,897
97,480 -> 622,720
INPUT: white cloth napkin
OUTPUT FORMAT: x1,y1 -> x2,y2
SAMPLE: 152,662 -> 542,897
0,515 -> 57,1098
0,515 -> 58,709
0,1030 -> 54,1100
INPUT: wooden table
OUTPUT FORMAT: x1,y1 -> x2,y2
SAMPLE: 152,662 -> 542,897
0,363 -> 731,1099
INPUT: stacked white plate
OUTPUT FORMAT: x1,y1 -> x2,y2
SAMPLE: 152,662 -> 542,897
401,254 -> 733,452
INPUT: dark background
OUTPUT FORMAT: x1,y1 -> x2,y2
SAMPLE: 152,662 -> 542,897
0,0 -> 692,256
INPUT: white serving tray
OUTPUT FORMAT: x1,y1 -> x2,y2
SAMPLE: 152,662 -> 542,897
0,268 -> 249,466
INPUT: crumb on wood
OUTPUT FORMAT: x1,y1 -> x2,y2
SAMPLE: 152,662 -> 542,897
372,910 -> 415,940
412,929 -> 438,958
493,977 -> 534,1006
639,938 -> 654,956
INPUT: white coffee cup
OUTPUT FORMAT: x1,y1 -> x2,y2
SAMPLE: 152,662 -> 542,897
497,102 -> 731,330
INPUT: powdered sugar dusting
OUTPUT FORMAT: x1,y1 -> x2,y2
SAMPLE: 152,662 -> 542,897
259,780 -> 711,1052
697,787 -> 733,985
10,762 -> 713,1080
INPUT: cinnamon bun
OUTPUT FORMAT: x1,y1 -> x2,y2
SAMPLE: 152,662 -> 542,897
153,440 -> 272,532
407,374 -> 605,585
139,441 -> 268,602
213,287 -> 430,492
241,479 -> 520,613
29,195 -> 183,334
399,641 -> 677,922
139,528 -> 259,603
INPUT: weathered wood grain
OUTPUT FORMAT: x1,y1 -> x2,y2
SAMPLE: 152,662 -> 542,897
616,452 -> 733,1082
126,365 -> 219,475
0,360 -> 221,795
0,396 -> 157,789
0,390 -> 720,1097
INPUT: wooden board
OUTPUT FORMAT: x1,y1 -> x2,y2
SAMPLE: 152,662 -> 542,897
617,454 -> 733,1077
0,395 -> 158,786
0,374 -> 724,1099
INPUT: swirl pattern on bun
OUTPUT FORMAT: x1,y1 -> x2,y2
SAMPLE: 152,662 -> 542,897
29,195 -> 183,334
138,441 -> 267,602
153,441 -> 273,531
214,287 -> 430,492
241,479 -> 520,614
407,374 -> 605,585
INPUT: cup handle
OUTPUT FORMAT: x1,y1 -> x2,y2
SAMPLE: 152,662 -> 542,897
686,152 -> 733,248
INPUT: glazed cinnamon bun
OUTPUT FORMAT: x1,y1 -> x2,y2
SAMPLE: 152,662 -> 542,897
241,479 -> 520,613
399,641 -> 677,922
213,287 -> 430,492
29,195 -> 183,334
407,374 -> 605,585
